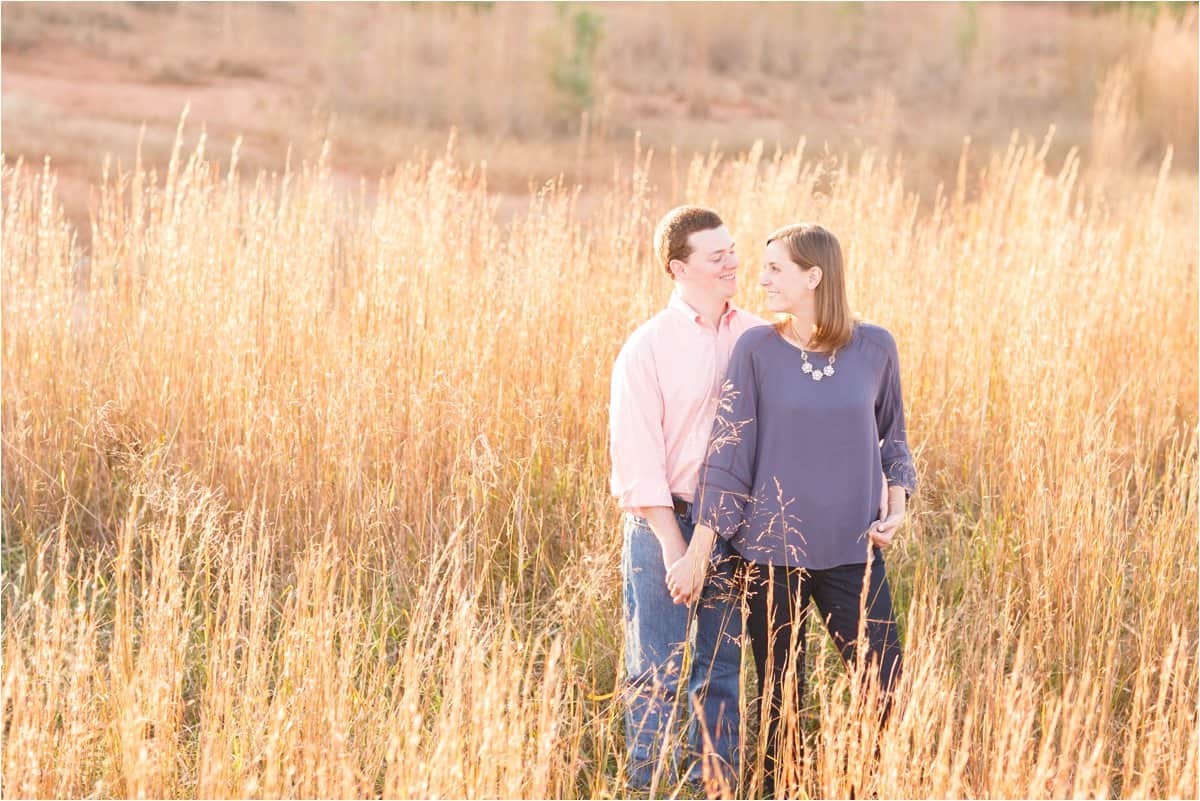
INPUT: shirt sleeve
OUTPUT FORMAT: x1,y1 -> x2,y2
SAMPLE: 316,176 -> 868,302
609,338 -> 673,512
876,334 -> 918,496
694,336 -> 759,539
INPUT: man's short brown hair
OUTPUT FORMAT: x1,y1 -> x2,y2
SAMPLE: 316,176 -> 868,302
652,206 -> 724,279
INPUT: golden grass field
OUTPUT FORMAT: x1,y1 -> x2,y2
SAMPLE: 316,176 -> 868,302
2,4 -> 1198,800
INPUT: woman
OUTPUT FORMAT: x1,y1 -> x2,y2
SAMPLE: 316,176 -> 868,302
665,222 -> 917,793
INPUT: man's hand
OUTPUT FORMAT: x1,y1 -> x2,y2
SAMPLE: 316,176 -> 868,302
666,550 -> 708,605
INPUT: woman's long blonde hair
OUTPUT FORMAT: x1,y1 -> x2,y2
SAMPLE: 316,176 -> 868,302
767,223 -> 856,352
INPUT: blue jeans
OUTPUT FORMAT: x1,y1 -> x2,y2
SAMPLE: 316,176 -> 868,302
622,507 -> 743,789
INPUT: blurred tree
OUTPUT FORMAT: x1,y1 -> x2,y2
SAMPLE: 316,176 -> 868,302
548,4 -> 604,129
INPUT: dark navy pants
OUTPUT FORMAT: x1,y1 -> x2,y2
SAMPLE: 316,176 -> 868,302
743,549 -> 902,788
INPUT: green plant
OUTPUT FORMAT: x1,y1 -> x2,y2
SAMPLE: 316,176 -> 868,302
549,4 -> 604,124
956,1 -> 979,64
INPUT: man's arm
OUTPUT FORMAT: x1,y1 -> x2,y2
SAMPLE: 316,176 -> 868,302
635,506 -> 688,569
611,338 -> 686,567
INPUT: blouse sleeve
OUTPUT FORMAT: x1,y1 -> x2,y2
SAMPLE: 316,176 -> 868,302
694,335 -> 760,539
876,333 -> 918,496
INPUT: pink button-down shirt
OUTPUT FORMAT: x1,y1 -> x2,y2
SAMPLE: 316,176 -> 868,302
609,291 -> 768,512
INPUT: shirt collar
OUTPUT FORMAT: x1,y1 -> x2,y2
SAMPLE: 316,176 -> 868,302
668,289 -> 741,329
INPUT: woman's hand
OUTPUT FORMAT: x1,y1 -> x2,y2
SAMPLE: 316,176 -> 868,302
869,512 -> 904,547
869,485 -> 907,548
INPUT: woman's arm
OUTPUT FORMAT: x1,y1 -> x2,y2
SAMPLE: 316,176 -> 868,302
694,337 -> 762,538
667,335 -> 762,602
871,332 -> 917,546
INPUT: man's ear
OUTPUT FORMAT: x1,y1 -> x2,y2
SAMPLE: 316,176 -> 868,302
668,258 -> 687,279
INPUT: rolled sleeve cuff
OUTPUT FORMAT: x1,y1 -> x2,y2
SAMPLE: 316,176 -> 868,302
615,480 -> 674,514
693,467 -> 751,540
884,460 -> 918,497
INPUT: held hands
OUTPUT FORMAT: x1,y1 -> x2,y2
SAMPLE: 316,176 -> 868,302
666,549 -> 708,605
665,523 -> 718,605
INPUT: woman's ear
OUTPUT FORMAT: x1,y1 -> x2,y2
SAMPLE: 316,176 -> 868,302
808,266 -> 823,290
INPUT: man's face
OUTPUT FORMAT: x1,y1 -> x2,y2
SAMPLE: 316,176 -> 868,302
672,226 -> 739,303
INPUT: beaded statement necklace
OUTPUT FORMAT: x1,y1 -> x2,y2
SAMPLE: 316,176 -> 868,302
791,321 -> 837,382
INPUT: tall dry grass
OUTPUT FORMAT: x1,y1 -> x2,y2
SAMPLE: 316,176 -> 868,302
2,119 -> 1196,798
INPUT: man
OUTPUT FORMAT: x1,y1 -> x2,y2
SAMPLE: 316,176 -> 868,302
609,205 -> 767,791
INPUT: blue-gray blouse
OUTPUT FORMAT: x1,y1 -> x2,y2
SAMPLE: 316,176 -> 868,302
694,322 -> 917,569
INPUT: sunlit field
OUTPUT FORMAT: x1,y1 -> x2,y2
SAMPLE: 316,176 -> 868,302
2,111 -> 1197,798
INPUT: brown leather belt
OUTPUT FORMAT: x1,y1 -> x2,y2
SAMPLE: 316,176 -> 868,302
672,496 -> 692,519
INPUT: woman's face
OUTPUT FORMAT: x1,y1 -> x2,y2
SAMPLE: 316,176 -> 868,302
759,239 -> 816,314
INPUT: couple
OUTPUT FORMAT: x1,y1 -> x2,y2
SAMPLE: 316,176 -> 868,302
609,206 -> 917,795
